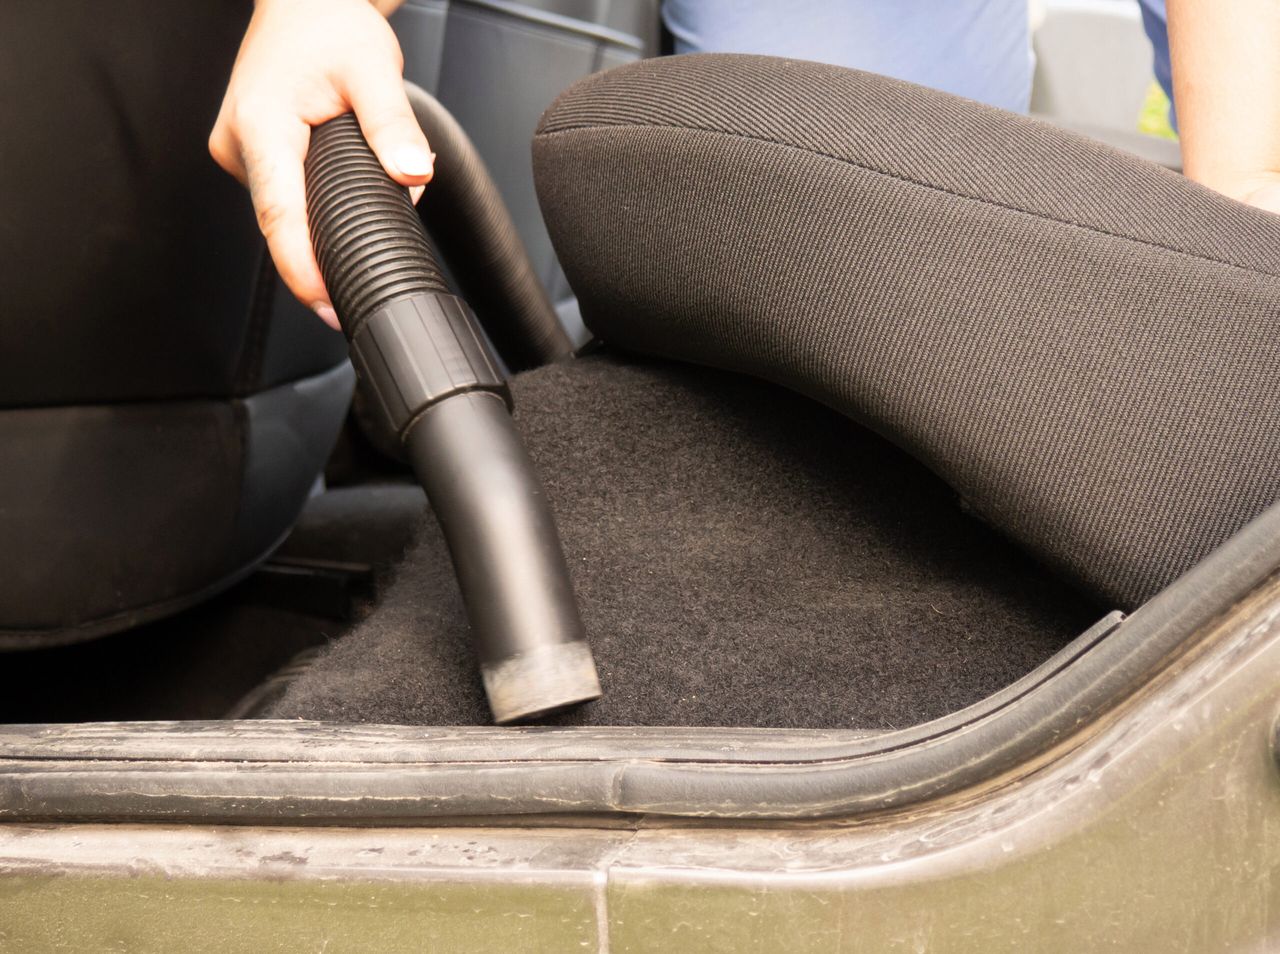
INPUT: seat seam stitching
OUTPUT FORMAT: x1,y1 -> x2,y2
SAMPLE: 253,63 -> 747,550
534,122 -> 1280,282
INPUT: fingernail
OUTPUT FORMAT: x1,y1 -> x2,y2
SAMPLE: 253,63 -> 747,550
313,302 -> 339,329
409,184 -> 425,205
393,145 -> 433,177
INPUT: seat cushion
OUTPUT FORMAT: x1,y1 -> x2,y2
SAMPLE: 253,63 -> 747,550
532,53 -> 1280,609
0,363 -> 353,647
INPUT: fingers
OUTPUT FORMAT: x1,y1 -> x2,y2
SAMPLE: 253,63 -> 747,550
341,62 -> 435,189
206,6 -> 425,329
239,115 -> 339,327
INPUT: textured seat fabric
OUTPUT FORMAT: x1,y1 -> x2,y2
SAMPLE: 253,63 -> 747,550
0,2 -> 352,645
532,53 -> 1280,610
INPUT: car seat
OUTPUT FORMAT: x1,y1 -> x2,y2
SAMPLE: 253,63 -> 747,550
532,53 -> 1280,611
0,2 -> 353,646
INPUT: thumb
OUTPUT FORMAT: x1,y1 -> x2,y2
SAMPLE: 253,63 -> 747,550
344,67 -> 434,188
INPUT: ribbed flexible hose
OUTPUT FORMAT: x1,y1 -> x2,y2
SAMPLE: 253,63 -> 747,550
303,113 -> 600,724
405,83 -> 573,371
306,114 -> 450,332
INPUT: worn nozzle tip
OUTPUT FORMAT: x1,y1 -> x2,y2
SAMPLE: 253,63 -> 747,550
481,641 -> 602,724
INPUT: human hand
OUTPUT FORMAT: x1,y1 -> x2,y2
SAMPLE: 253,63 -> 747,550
209,0 -> 431,328
1226,175 -> 1280,216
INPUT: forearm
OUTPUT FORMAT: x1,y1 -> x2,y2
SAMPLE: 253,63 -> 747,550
1167,0 -> 1280,204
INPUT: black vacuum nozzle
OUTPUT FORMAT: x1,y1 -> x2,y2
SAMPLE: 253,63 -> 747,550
303,112 -> 600,723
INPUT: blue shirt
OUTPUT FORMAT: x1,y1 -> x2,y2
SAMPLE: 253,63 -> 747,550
663,0 -> 1174,118
1137,0 -> 1175,126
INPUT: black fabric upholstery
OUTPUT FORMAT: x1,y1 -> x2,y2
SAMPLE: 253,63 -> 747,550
269,355 -> 1101,729
532,54 -> 1280,609
0,3 -> 352,644
0,2 -> 348,405
0,363 -> 353,646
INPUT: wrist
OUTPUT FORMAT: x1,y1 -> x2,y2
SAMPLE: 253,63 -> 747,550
1191,169 -> 1278,200
1235,178 -> 1280,216
1188,168 -> 1280,215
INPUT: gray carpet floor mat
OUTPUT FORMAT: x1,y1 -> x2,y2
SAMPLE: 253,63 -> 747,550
269,353 -> 1105,729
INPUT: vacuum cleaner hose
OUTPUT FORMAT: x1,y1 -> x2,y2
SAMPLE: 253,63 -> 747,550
304,113 -> 600,723
404,82 -> 573,372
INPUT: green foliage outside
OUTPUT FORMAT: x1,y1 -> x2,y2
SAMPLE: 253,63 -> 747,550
1138,81 -> 1178,140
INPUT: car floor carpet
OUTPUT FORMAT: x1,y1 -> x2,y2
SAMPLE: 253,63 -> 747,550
0,484 -> 425,724
268,352 -> 1106,729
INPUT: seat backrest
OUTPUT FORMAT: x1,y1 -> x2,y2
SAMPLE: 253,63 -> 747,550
0,2 -> 352,645
532,53 -> 1280,609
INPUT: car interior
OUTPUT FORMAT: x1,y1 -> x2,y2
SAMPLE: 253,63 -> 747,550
1,0 -> 1276,776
